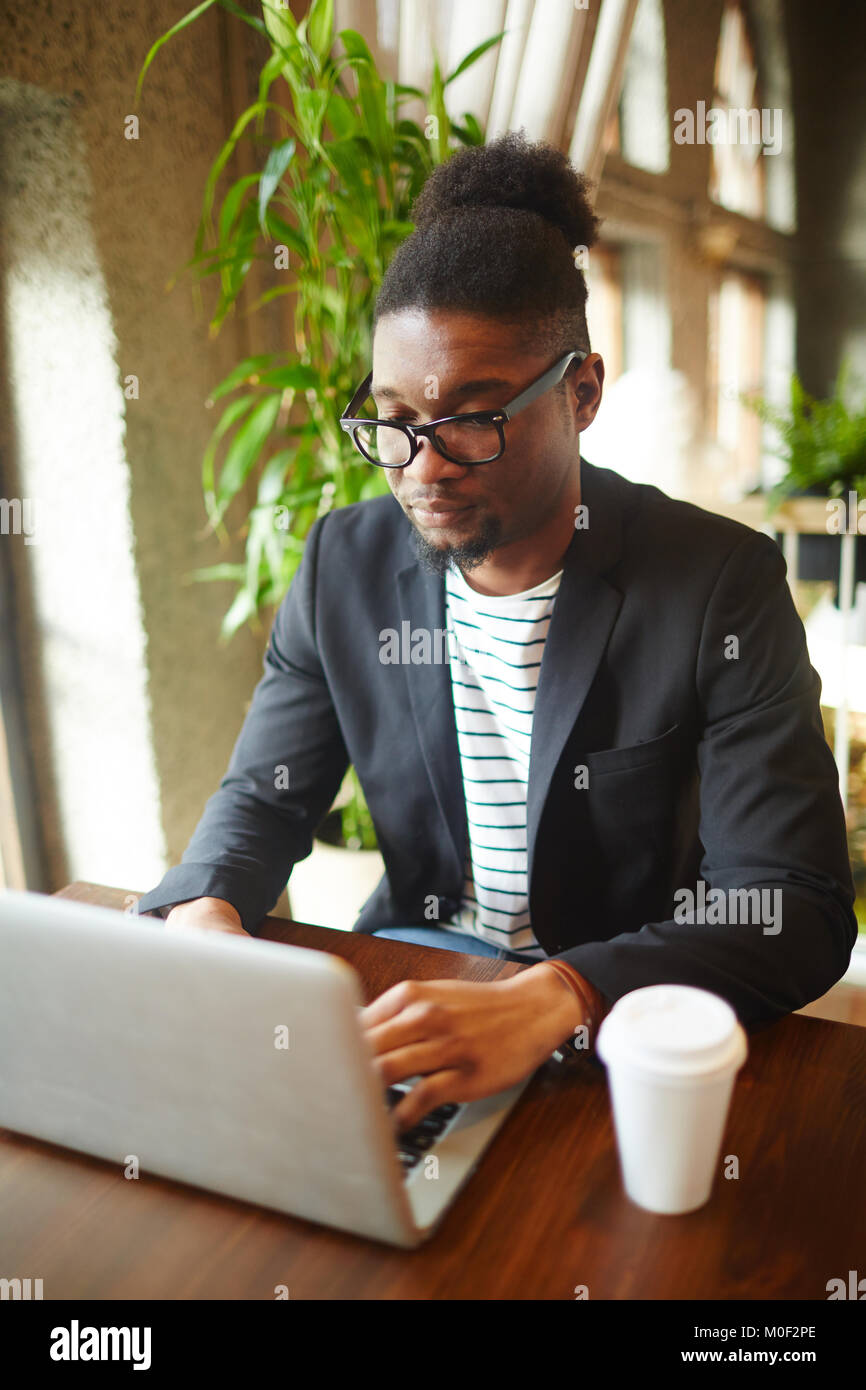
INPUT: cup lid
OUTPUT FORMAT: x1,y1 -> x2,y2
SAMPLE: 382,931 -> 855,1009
596,984 -> 747,1076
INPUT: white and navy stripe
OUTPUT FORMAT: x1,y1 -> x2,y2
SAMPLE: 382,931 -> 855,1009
442,560 -> 563,957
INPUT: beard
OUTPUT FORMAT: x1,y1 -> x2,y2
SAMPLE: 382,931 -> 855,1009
408,511 -> 505,577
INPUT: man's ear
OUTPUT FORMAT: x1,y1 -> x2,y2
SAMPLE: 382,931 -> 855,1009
574,353 -> 604,429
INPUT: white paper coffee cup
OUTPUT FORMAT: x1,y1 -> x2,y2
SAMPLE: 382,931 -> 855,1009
595,984 -> 748,1214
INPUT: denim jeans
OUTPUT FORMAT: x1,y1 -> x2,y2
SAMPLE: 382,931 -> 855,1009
371,924 -> 539,963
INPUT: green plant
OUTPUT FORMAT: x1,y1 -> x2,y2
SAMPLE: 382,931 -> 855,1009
137,0 -> 504,846
336,765 -> 378,851
742,360 -> 866,513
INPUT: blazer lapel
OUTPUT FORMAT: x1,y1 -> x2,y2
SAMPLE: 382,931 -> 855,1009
395,559 -> 466,889
525,462 -> 624,887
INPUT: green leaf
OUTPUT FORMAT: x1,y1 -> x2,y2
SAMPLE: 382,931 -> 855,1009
338,28 -> 375,66
325,90 -> 358,140
271,484 -> 325,510
215,393 -> 283,517
244,501 -> 271,597
257,48 -> 288,105
444,32 -> 507,86
218,172 -> 260,248
294,88 -> 330,147
258,138 -> 296,235
264,211 -> 308,258
381,218 -> 416,239
357,68 -> 390,159
253,364 -> 319,391
261,0 -> 298,50
202,392 -> 257,517
135,0 -> 217,105
214,0 -> 271,41
196,99 -> 297,254
219,586 -> 259,642
246,285 -> 298,313
256,446 -> 297,504
326,139 -> 374,208
460,112 -> 484,145
337,34 -> 388,156
308,0 -> 335,60
209,355 -> 275,402
429,54 -> 450,163
187,562 -> 247,583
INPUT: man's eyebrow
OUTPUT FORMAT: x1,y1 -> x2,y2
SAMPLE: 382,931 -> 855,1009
370,377 -> 513,401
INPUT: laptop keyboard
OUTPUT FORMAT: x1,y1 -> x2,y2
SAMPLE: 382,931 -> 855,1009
385,1085 -> 464,1176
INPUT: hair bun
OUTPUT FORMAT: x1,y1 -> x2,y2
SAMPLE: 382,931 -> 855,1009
411,128 -> 599,254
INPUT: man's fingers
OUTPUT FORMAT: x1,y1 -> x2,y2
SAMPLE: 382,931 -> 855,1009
359,978 -> 434,1028
363,998 -> 451,1059
374,1038 -> 462,1088
392,1069 -> 466,1132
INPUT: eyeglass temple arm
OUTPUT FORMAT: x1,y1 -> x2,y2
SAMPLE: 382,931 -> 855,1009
502,350 -> 587,420
340,351 -> 587,425
341,370 -> 374,422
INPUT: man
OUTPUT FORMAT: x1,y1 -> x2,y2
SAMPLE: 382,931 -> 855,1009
137,134 -> 856,1132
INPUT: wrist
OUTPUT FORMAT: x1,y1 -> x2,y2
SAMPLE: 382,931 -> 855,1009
166,897 -> 244,932
505,962 -> 586,1041
546,959 -> 607,1046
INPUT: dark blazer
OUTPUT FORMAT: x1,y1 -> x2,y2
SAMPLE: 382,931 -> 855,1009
136,460 -> 857,1026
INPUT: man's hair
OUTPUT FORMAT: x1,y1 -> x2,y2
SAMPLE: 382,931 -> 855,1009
373,128 -> 601,361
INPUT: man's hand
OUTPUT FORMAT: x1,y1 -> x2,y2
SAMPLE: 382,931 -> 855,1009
359,964 -> 585,1131
164,897 -> 247,937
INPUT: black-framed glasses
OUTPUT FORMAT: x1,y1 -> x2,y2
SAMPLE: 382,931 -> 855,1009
339,348 -> 588,467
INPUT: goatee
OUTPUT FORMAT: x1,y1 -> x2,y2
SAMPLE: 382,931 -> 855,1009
409,513 -> 505,577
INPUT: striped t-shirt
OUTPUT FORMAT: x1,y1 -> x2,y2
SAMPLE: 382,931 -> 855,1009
442,559 -> 564,958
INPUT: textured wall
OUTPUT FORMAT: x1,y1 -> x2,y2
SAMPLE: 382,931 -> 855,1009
0,2 -> 274,893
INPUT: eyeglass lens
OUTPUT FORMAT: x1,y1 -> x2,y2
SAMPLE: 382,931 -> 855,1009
355,418 -> 501,466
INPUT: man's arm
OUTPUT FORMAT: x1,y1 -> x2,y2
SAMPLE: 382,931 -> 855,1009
554,528 -> 857,1027
136,511 -> 350,933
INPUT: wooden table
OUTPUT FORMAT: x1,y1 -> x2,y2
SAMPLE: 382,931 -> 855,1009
1,881 -> 864,1300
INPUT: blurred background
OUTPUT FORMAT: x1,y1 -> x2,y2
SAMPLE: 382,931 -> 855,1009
1,0 -> 864,1011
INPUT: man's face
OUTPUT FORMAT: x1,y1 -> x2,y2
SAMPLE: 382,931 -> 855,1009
369,309 -> 602,574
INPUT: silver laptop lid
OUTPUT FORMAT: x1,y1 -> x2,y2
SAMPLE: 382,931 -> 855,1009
0,891 -> 418,1247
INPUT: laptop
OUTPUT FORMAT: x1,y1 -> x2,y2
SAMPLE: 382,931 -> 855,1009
0,891 -> 530,1248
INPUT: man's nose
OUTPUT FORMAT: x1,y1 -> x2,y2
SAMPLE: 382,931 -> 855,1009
401,435 -> 468,485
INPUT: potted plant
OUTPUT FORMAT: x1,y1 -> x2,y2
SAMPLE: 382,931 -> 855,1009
137,0 -> 504,924
742,360 -> 866,514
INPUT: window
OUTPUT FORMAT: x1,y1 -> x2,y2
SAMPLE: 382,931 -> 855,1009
618,0 -> 670,174
710,1 -> 766,220
585,242 -> 623,381
708,269 -> 767,496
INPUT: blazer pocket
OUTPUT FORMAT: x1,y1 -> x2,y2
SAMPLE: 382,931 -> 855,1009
585,722 -> 683,777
